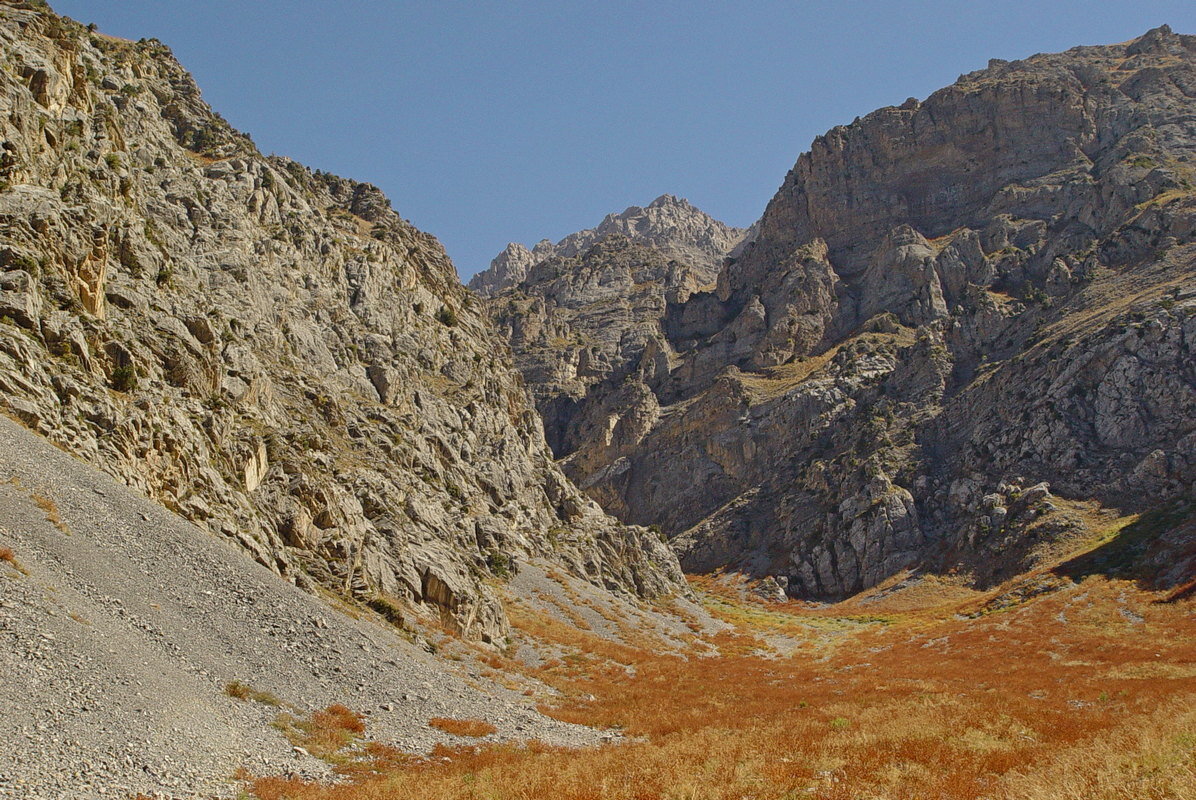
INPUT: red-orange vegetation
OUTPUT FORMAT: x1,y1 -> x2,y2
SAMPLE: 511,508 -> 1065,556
427,718 -> 498,738
245,524 -> 1196,800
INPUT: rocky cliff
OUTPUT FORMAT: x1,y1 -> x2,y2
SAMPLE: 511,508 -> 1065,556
484,26 -> 1196,599
0,1 -> 686,642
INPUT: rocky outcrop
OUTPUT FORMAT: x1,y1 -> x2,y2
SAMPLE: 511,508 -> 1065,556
490,26 -> 1196,599
0,3 -> 687,642
469,194 -> 747,297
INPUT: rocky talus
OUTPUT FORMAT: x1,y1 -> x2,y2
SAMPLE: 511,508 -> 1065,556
0,1 -> 686,644
485,26 -> 1196,599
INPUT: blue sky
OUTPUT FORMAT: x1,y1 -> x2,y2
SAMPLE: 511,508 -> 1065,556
52,2 -> 1196,279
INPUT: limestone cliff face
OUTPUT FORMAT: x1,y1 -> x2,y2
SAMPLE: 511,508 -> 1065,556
488,26 -> 1196,599
0,3 -> 687,641
469,194 -> 747,297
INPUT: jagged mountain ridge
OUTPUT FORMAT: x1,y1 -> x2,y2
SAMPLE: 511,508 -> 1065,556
0,1 -> 686,643
468,194 -> 748,298
484,26 -> 1196,599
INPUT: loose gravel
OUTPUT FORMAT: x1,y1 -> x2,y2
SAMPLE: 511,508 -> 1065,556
0,417 -> 606,799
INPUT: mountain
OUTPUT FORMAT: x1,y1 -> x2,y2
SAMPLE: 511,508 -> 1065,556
475,197 -> 748,454
0,0 -> 686,650
482,25 -> 1196,599
468,194 -> 748,297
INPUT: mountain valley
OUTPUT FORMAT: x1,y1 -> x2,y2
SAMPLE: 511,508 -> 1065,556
0,4 -> 1193,799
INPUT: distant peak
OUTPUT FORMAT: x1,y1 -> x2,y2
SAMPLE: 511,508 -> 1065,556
648,194 -> 684,208
1127,24 -> 1186,56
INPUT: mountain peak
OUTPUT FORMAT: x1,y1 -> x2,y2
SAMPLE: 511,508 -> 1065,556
469,195 -> 746,296
648,193 -> 686,209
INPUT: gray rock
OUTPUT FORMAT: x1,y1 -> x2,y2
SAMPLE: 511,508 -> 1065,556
0,4 -> 688,649
486,25 -> 1196,599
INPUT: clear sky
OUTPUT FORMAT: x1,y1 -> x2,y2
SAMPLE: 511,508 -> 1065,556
51,1 -> 1196,279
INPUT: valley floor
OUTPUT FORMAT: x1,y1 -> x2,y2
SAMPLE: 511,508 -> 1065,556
244,509 -> 1196,800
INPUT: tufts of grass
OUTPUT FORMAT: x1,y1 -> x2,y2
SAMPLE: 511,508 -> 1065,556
31,492 -> 70,535
224,681 -> 283,707
0,545 -> 29,575
428,718 -> 498,738
274,704 -> 367,765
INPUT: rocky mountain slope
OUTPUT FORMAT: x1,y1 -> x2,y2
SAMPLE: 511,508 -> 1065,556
483,26 -> 1196,599
0,414 -> 616,799
0,0 -> 686,645
478,197 -> 748,453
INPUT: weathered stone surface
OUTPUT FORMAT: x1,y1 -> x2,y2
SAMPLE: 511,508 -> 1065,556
0,4 -> 686,640
488,26 -> 1196,599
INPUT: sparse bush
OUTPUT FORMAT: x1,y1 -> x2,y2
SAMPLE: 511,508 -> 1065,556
110,364 -> 137,392
487,550 -> 512,579
435,306 -> 458,327
367,594 -> 408,628
187,126 -> 222,154
4,252 -> 41,274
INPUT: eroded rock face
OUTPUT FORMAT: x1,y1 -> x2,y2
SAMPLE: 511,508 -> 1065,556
488,26 -> 1196,599
0,5 -> 686,640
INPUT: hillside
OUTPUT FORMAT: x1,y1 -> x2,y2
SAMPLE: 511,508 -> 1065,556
0,0 -> 686,651
0,414 -> 623,797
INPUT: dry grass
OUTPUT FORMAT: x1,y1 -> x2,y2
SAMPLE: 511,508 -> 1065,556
996,696 -> 1196,799
244,572 -> 1196,800
243,518 -> 1196,800
31,492 -> 70,535
0,545 -> 28,575
736,327 -> 917,401
273,704 -> 367,765
224,681 -> 284,707
427,718 -> 498,738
